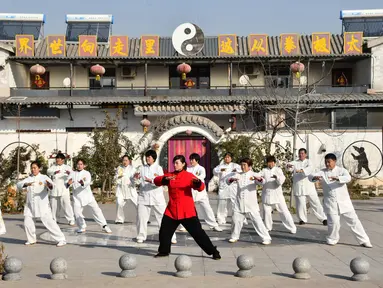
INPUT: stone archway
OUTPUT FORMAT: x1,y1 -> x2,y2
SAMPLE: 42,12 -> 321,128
136,115 -> 224,164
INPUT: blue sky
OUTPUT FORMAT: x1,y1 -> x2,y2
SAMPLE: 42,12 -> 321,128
1,0 -> 382,36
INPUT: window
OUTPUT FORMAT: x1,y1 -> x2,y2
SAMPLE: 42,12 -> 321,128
89,68 -> 116,89
30,72 -> 49,89
264,65 -> 291,88
335,108 -> 367,128
169,65 -> 210,89
285,110 -> 331,130
367,108 -> 383,128
332,68 -> 352,86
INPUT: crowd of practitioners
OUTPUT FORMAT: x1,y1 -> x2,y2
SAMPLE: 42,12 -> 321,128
0,148 -> 372,259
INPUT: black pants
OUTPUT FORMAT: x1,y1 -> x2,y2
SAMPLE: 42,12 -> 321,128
158,214 -> 217,255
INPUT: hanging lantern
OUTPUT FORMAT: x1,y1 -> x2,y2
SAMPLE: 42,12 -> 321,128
290,62 -> 305,78
152,143 -> 160,150
140,118 -> 151,133
90,64 -> 105,81
186,129 -> 192,136
177,63 -> 191,80
30,64 -> 46,88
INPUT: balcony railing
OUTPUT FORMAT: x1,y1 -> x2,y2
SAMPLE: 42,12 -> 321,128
9,85 -> 370,97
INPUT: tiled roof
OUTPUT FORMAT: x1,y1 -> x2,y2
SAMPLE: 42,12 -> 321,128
1,93 -> 383,105
5,34 -> 371,59
133,104 -> 247,115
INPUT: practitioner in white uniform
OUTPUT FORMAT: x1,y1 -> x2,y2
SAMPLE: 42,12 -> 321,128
259,155 -> 297,234
114,155 -> 138,224
17,161 -> 66,247
287,148 -> 327,226
47,153 -> 75,225
309,153 -> 372,248
179,153 -> 222,232
227,157 -> 272,244
135,150 -> 176,244
213,152 -> 241,224
67,159 -> 112,234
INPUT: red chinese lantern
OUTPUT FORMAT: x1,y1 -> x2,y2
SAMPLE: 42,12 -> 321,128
90,64 -> 105,81
30,64 -> 46,88
152,143 -> 160,150
186,129 -> 192,136
290,62 -> 305,78
140,118 -> 151,133
177,63 -> 191,80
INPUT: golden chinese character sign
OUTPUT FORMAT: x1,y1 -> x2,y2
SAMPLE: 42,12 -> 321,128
218,34 -> 237,56
248,34 -> 268,56
280,33 -> 300,56
344,32 -> 363,55
110,36 -> 129,57
78,35 -> 97,57
47,35 -> 66,57
15,35 -> 34,57
311,33 -> 331,55
140,35 -> 159,57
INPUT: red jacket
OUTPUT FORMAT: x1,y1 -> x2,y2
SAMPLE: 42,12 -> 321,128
154,170 -> 205,220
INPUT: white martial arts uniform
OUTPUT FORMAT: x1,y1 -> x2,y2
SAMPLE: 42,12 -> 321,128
114,165 -> 138,223
136,164 -> 176,242
213,162 -> 242,224
186,164 -> 220,229
17,174 -> 66,244
309,167 -> 371,246
68,170 -> 109,231
259,167 -> 297,233
0,202 -> 6,235
228,170 -> 271,242
47,164 -> 75,224
287,159 -> 326,223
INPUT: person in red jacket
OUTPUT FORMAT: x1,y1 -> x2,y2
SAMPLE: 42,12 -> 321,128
153,155 -> 221,260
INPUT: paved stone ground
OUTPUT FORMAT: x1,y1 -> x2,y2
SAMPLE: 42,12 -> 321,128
1,195 -> 383,287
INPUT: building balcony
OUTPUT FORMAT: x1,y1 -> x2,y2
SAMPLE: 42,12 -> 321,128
9,85 -> 370,98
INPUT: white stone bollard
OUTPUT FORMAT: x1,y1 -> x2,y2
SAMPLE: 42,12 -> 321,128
119,254 -> 137,278
235,255 -> 254,278
174,255 -> 192,278
292,257 -> 311,280
350,257 -> 370,281
2,257 -> 22,281
50,257 -> 68,280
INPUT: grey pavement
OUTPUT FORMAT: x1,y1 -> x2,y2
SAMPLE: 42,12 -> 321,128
1,195 -> 383,287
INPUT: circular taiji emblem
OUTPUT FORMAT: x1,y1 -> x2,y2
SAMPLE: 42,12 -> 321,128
342,140 -> 383,179
172,23 -> 205,56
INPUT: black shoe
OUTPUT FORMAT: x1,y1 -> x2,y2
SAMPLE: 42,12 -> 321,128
299,221 -> 306,225
154,253 -> 169,258
212,249 -> 221,260
322,220 -> 328,226
115,222 -> 123,225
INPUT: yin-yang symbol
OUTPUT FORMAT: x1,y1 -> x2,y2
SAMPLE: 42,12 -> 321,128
172,23 -> 205,56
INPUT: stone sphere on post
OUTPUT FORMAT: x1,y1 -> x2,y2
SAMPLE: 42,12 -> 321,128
235,254 -> 254,278
174,255 -> 192,278
50,257 -> 68,280
350,257 -> 370,281
2,257 -> 22,281
292,257 -> 311,280
119,254 -> 137,278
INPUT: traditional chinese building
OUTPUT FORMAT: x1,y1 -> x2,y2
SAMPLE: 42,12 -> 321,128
1,11 -> 383,184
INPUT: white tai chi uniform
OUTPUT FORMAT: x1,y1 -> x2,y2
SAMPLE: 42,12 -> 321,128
47,164 -> 75,224
287,159 -> 326,223
68,170 -> 109,231
185,164 -> 220,229
259,167 -> 297,233
213,162 -> 242,224
136,164 -> 176,242
309,167 -> 371,246
0,202 -> 6,235
17,174 -> 66,244
115,165 -> 138,223
228,170 -> 272,242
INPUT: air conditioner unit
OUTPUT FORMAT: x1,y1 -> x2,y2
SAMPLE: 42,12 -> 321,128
121,66 -> 137,78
